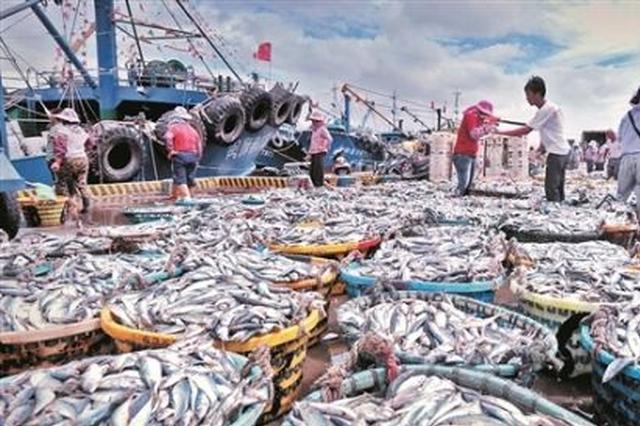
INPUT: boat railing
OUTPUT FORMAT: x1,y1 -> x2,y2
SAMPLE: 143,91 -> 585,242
4,65 -> 222,93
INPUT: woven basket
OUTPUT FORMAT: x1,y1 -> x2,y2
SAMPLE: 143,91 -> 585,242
500,225 -> 603,244
511,282 -> 597,377
0,319 -> 112,377
269,236 -> 381,259
122,205 -> 184,224
468,188 -> 530,199
101,307 -> 320,423
340,263 -> 500,303
601,223 -> 637,248
337,291 -> 557,381
18,196 -> 67,227
272,255 -> 338,346
580,324 -> 640,426
280,365 -> 594,426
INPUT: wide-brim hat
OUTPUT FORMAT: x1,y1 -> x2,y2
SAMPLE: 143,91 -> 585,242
308,110 -> 326,123
52,108 -> 80,124
173,106 -> 193,121
475,100 -> 494,116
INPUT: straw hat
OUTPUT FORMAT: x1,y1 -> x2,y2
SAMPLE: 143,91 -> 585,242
173,106 -> 193,121
308,110 -> 326,123
52,108 -> 80,124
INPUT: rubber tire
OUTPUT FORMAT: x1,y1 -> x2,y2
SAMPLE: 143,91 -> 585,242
269,135 -> 287,149
269,84 -> 294,127
200,95 -> 246,145
155,109 -> 207,146
286,95 -> 305,125
239,87 -> 272,132
96,125 -> 144,182
0,192 -> 20,239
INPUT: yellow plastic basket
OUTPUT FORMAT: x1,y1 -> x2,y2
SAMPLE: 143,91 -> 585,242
269,236 -> 381,258
18,195 -> 67,227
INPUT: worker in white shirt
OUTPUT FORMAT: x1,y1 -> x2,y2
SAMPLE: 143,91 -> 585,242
497,76 -> 570,202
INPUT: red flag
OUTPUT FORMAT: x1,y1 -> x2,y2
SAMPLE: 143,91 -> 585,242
253,42 -> 271,62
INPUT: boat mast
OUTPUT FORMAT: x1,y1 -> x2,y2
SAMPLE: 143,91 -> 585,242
94,0 -> 119,119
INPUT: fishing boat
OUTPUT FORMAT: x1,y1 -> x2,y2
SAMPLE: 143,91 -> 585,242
1,0 -> 306,185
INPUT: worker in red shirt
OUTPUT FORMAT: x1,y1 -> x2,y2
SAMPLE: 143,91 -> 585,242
452,100 -> 498,196
164,107 -> 203,201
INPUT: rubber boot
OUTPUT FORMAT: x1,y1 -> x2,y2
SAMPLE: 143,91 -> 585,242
80,196 -> 91,214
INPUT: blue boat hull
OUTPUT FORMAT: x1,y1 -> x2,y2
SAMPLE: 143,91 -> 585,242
296,129 -> 383,171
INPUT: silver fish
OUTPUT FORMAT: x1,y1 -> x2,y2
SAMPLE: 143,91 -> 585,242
0,338 -> 271,426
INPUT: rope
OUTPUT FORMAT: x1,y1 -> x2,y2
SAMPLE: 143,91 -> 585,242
314,331 -> 400,402
0,36 -> 50,114
160,0 -> 216,81
242,345 -> 274,380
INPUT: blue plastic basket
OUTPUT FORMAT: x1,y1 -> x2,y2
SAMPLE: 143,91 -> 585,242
281,365 -> 594,426
337,291 -> 557,380
340,263 -> 499,303
579,324 -> 640,426
122,206 -> 185,224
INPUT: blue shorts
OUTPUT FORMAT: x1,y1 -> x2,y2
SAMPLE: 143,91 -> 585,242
172,152 -> 199,187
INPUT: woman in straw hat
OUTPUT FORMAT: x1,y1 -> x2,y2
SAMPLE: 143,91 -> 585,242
47,107 -> 94,214
307,109 -> 333,187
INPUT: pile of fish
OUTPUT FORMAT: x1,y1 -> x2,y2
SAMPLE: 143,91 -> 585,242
498,204 -> 632,236
108,268 -> 325,341
338,294 -> 553,369
511,240 -> 632,267
589,300 -> 640,382
0,233 -> 113,276
285,372 -> 576,425
510,241 -> 640,304
0,339 -> 271,425
0,253 -> 170,332
187,248 -> 327,283
350,227 -> 506,283
469,179 -> 535,198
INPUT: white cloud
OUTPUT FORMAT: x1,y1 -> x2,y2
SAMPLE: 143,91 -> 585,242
1,0 -> 638,141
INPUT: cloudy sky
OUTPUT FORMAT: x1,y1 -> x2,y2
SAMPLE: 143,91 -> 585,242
2,0 -> 639,141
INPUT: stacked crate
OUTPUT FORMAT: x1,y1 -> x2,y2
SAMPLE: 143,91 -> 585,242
477,135 -> 528,181
428,132 -> 455,182
505,136 -> 529,180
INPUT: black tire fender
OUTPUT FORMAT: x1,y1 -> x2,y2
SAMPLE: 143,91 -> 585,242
0,192 -> 20,239
199,95 -> 246,145
94,123 -> 144,182
269,84 -> 294,127
286,95 -> 306,125
239,87 -> 272,132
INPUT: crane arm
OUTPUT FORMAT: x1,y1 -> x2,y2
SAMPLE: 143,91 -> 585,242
341,83 -> 399,131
